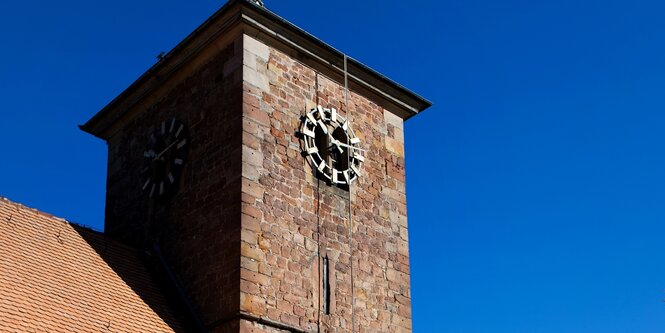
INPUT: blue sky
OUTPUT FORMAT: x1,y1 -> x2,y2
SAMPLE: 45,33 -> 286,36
1,0 -> 664,332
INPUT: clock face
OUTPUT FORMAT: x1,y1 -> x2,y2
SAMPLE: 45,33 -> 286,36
300,105 -> 364,185
141,117 -> 188,198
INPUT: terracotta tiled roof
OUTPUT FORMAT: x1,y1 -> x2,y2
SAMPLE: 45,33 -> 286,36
0,197 -> 185,332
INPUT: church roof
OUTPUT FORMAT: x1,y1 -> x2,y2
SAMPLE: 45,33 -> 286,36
0,197 -> 186,332
81,0 -> 431,140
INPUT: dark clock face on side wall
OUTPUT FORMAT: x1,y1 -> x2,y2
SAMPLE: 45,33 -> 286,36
141,117 -> 188,198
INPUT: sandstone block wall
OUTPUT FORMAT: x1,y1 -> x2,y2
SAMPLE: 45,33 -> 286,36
102,30 -> 412,333
240,35 -> 411,333
104,34 -> 244,330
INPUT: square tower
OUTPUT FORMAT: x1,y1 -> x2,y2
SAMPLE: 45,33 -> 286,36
81,1 -> 431,332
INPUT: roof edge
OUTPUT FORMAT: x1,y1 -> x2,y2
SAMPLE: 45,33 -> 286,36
81,0 -> 432,139
0,196 -> 100,232
239,3 -> 432,120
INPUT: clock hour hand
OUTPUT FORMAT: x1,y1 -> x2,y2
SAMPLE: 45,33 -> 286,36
328,133 -> 344,153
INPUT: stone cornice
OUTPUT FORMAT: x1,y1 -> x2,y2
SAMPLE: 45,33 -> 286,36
81,0 -> 431,140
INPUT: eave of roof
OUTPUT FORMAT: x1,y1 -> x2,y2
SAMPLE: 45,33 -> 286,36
81,0 -> 432,139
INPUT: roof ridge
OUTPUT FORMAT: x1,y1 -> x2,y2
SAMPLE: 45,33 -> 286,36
0,195 -> 100,232
0,196 -> 146,256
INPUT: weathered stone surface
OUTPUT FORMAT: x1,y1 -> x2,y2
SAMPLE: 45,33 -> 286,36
104,34 -> 244,328
384,109 -> 404,130
385,136 -> 405,157
104,31 -> 413,333
239,34 -> 413,333
244,34 -> 270,62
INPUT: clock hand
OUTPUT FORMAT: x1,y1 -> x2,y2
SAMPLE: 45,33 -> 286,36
340,143 -> 366,152
328,133 -> 344,153
154,140 -> 179,161
329,138 -> 366,152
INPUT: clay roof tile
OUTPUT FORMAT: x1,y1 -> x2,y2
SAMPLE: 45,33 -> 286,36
0,197 -> 186,332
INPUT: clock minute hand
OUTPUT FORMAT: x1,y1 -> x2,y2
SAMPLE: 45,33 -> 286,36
154,140 -> 179,161
330,138 -> 367,152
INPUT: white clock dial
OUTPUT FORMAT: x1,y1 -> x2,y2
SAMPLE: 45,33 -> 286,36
300,105 -> 363,185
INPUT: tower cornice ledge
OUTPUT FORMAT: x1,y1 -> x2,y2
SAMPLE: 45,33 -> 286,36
81,0 -> 432,140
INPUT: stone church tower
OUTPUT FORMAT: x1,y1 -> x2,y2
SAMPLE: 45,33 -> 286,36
81,1 -> 431,332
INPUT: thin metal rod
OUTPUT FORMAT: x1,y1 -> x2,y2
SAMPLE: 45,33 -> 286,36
151,244 -> 208,332
344,53 -> 356,333
315,74 -> 323,333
